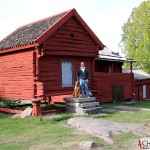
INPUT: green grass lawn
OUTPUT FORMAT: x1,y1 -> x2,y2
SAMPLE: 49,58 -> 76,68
97,101 -> 150,124
1,101 -> 150,150
0,111 -> 148,150
92,110 -> 150,124
0,113 -> 110,150
100,100 -> 150,108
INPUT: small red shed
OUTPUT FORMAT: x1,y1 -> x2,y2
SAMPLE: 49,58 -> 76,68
0,8 -> 134,103
123,69 -> 150,101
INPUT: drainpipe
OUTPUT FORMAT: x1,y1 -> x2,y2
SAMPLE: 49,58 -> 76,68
130,62 -> 134,100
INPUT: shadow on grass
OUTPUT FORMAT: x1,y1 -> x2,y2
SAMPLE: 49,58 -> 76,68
50,113 -> 75,124
41,104 -> 65,111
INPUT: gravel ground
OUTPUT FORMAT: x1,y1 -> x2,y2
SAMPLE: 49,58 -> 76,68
67,117 -> 150,144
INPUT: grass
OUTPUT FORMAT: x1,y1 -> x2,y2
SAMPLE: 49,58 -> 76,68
100,100 -> 150,108
1,101 -> 150,150
94,101 -> 150,124
129,101 -> 150,108
0,112 -> 145,150
0,113 -> 109,150
112,133 -> 141,150
91,110 -> 150,124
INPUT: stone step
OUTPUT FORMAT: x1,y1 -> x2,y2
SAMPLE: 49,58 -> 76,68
66,105 -> 84,115
79,102 -> 99,108
64,97 -> 96,103
66,102 -> 99,107
83,107 -> 103,114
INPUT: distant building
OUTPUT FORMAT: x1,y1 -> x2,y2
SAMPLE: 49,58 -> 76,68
123,69 -> 150,100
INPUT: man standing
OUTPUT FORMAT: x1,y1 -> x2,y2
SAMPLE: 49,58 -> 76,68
77,62 -> 90,98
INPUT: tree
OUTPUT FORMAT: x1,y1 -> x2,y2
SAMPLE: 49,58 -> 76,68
120,0 -> 150,73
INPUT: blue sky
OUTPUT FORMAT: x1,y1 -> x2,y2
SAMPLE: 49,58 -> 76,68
0,0 -> 144,53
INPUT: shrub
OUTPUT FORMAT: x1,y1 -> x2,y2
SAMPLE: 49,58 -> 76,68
0,99 -> 20,108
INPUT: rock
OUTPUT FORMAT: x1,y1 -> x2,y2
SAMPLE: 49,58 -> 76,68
20,107 -> 32,118
67,117 -> 147,144
79,141 -> 97,150
12,114 -> 20,118
83,107 -> 103,114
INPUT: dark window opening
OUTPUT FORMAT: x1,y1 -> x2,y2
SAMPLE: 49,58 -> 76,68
70,33 -> 75,39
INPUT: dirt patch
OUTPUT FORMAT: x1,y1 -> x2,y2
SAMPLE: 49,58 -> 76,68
67,117 -> 150,144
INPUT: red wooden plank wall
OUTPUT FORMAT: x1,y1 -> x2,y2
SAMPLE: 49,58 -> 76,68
38,55 -> 93,97
92,72 -> 133,102
43,17 -> 98,57
0,50 -> 34,99
134,79 -> 150,100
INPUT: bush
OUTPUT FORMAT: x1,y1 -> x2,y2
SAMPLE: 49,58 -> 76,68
0,99 -> 20,108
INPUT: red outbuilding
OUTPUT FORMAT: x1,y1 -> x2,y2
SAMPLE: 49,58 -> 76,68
123,69 -> 150,101
0,9 -> 134,103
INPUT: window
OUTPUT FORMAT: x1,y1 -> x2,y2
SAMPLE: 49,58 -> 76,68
109,64 -> 112,73
143,85 -> 146,99
61,61 -> 73,87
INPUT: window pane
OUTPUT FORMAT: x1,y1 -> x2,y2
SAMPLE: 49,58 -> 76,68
143,85 -> 146,99
61,62 -> 73,86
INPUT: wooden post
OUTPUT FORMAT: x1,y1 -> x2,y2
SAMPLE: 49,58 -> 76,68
32,100 -> 42,116
130,62 -> 133,73
130,62 -> 134,100
111,62 -> 113,73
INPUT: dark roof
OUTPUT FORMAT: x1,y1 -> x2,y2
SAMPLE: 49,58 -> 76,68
123,69 -> 150,80
0,12 -> 66,50
0,8 -> 105,52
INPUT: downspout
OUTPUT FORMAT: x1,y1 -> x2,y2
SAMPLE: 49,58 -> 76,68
130,62 -> 134,100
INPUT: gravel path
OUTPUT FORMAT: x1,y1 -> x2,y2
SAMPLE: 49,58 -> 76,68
67,117 -> 149,144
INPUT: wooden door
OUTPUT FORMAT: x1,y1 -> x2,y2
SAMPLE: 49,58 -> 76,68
112,84 -> 124,101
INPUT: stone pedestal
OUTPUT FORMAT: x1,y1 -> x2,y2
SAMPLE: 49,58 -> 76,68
64,97 -> 102,114
32,100 -> 42,116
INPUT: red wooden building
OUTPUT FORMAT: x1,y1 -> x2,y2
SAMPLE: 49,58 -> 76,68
123,69 -> 150,101
0,9 -> 134,103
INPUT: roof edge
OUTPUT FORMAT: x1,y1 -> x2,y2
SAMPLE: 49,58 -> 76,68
0,43 -> 38,55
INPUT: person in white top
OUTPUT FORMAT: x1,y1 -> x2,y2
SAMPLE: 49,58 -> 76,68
77,62 -> 91,98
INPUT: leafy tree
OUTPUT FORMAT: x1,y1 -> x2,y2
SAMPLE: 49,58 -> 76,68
120,0 -> 150,73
